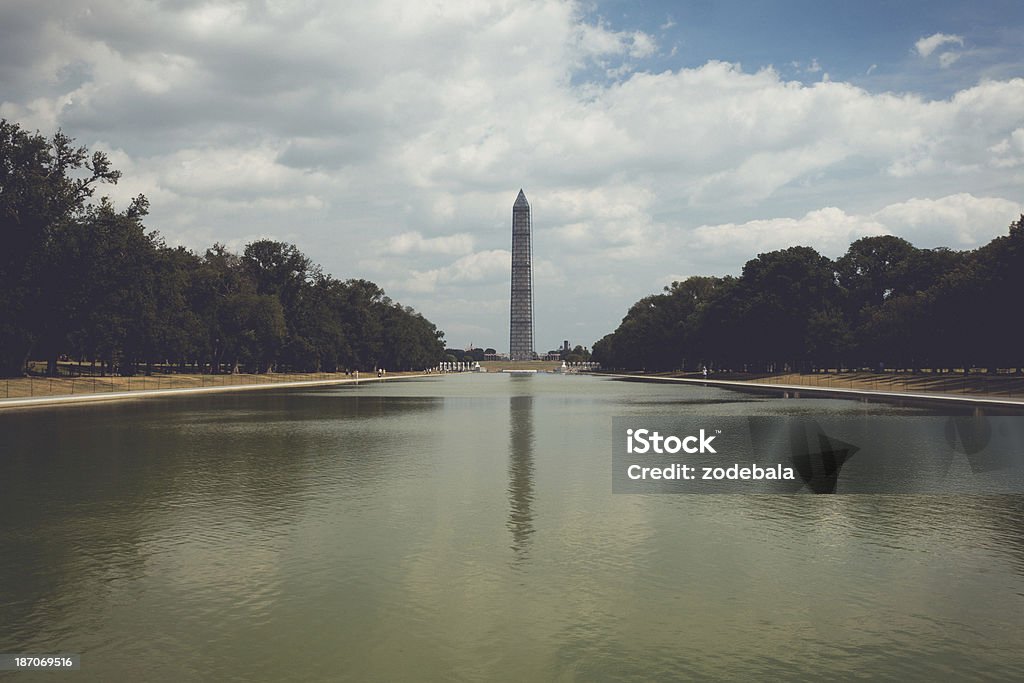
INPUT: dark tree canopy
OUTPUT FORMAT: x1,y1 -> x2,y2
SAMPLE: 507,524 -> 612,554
0,120 -> 445,377
593,217 -> 1024,374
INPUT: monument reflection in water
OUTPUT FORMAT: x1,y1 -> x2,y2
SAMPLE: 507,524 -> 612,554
507,388 -> 535,563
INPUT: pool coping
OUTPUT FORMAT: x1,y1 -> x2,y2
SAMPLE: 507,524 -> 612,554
0,374 -> 434,410
596,373 -> 1024,409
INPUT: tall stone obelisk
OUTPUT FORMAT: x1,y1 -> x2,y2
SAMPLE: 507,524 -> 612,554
509,189 -> 534,361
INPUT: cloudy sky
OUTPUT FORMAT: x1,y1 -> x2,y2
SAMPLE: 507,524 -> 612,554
2,1 -> 1023,352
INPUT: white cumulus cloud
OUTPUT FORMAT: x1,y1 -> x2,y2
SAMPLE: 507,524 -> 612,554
385,231 -> 476,256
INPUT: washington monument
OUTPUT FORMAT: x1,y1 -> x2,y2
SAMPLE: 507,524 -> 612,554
510,189 -> 535,360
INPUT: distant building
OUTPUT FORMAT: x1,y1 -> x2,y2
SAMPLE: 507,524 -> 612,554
509,189 -> 535,360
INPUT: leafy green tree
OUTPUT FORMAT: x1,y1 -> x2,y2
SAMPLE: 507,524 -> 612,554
590,333 -> 614,367
594,275 -> 728,370
922,216 -> 1024,372
732,246 -> 838,370
836,236 -> 916,316
898,246 -> 964,295
0,120 -> 127,375
190,245 -> 261,373
565,345 -> 591,363
379,305 -> 445,370
0,121 -> 485,379
339,279 -> 387,368
220,292 -> 286,373
444,348 -> 467,362
804,305 -> 853,370
67,197 -> 157,374
859,290 -> 934,371
689,276 -> 745,370
284,274 -> 350,372
596,220 -> 1024,375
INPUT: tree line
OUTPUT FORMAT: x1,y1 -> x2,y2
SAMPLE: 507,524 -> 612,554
0,120 -> 445,377
592,217 -> 1024,374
